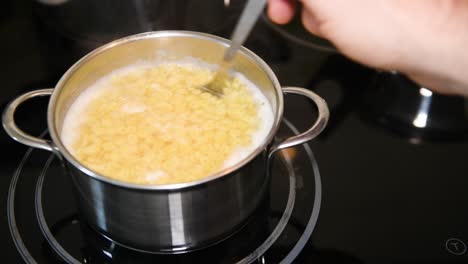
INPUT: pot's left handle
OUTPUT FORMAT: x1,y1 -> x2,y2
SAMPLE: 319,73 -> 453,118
269,87 -> 329,157
2,89 -> 57,152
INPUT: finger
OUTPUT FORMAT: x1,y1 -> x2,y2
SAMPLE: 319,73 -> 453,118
301,0 -> 345,18
301,6 -> 322,36
267,0 -> 297,24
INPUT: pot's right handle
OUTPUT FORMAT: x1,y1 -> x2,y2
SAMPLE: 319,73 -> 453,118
269,87 -> 329,157
2,89 -> 56,152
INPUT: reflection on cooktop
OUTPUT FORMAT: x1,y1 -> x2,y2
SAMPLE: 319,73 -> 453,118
361,72 -> 468,143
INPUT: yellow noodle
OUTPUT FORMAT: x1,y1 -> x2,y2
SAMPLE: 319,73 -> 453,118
70,63 -> 260,185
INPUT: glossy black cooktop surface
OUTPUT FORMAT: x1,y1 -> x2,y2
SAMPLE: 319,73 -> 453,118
1,1 -> 468,263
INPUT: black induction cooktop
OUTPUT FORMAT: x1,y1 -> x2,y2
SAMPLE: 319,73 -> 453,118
2,1 -> 468,263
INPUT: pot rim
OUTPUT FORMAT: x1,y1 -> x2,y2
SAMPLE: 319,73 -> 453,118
47,30 -> 284,191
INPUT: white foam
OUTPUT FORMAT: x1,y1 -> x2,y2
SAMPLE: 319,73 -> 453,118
146,170 -> 166,182
222,73 -> 274,169
121,101 -> 146,113
61,75 -> 113,151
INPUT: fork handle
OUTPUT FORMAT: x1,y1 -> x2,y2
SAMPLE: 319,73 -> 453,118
224,0 -> 267,62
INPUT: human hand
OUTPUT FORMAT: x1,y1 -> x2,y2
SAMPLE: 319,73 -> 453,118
267,0 -> 468,96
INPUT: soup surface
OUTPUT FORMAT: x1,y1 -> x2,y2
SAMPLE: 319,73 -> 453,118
61,61 -> 273,185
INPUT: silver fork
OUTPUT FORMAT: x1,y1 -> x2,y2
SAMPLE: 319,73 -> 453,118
198,0 -> 267,97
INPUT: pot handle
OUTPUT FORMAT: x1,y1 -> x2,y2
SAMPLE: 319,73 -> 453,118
2,89 -> 56,152
269,87 -> 329,157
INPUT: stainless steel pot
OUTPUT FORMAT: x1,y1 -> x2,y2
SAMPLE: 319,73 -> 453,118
2,31 -> 329,253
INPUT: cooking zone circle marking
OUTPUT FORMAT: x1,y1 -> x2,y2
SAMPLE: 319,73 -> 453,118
8,119 -> 322,263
